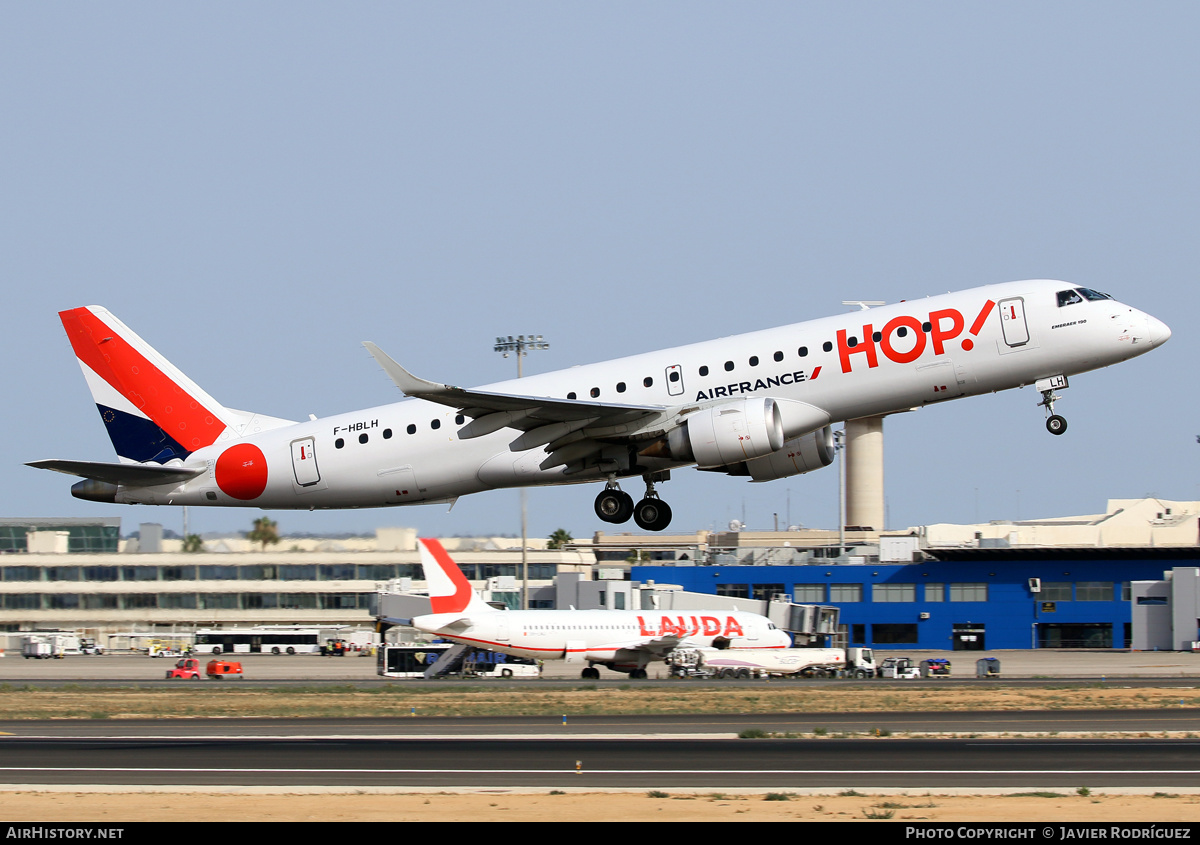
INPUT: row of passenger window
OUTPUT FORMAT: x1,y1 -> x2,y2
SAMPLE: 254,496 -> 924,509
559,330 -> 941,400
333,414 -> 468,448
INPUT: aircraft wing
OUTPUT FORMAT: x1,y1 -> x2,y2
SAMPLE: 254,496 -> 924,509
363,341 -> 667,432
26,459 -> 205,487
615,634 -> 685,657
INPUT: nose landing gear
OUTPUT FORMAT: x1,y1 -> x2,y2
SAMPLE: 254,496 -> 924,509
1036,375 -> 1069,436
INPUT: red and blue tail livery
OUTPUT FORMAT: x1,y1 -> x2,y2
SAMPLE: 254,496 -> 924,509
59,306 -> 230,463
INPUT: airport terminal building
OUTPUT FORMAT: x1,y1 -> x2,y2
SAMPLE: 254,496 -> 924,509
0,498 -> 1197,651
626,498 -> 1200,651
632,547 -> 1193,650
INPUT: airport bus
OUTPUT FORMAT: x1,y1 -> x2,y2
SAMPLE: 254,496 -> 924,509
194,625 -> 326,655
377,643 -> 454,678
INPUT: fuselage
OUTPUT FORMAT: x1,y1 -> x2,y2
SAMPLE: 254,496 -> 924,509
411,608 -> 792,672
100,279 -> 1170,509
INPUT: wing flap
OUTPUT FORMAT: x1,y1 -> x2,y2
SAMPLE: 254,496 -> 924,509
362,341 -> 664,431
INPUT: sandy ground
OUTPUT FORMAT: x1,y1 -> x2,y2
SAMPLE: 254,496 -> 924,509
3,790 -> 1200,822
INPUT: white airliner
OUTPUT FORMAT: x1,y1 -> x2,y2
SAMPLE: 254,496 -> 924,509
408,538 -> 792,679
29,279 -> 1169,531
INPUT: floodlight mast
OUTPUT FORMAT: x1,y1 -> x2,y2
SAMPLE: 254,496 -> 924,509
493,335 -> 550,379
493,333 -> 550,608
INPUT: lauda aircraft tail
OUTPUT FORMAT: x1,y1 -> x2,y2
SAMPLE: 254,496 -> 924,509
418,538 -> 496,615
29,307 -> 294,491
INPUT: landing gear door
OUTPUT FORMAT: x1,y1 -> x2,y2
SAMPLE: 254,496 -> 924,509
998,297 -> 1030,347
290,437 -> 321,486
665,365 -> 685,397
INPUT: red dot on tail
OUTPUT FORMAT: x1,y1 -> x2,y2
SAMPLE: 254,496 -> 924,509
961,339 -> 974,351
215,443 -> 269,500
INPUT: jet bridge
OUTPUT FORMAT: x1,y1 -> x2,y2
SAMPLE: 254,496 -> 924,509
635,585 -> 839,645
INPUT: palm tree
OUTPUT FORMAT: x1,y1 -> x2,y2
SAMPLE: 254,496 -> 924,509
247,517 -> 280,552
547,528 -> 573,550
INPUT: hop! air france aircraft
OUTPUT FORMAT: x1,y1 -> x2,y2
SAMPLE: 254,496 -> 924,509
409,537 -> 791,678
29,280 -> 1169,531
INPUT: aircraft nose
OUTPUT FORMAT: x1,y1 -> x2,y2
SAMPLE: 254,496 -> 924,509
1146,314 -> 1172,346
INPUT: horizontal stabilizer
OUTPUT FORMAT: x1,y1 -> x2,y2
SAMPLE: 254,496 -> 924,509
26,459 -> 204,487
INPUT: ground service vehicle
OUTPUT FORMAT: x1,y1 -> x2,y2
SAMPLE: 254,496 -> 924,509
321,639 -> 347,656
195,626 -> 325,655
22,637 -> 55,659
205,659 -> 244,678
165,658 -> 244,679
376,643 -> 454,678
165,658 -> 204,679
880,657 -> 921,679
462,649 -> 541,678
22,633 -> 89,658
921,658 -> 952,677
147,643 -> 187,658
666,646 -> 877,679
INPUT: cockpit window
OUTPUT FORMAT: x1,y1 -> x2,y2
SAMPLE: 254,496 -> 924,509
1075,287 -> 1112,302
1057,289 -> 1083,307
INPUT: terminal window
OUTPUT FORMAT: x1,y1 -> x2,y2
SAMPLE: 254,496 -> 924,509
1076,581 -> 1114,602
1041,582 -> 1072,601
793,584 -> 825,603
949,582 -> 988,602
830,584 -> 863,603
872,623 -> 919,644
872,583 -> 915,602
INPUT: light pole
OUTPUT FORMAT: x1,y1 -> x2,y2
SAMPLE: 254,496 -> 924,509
493,335 -> 550,379
494,334 -> 550,609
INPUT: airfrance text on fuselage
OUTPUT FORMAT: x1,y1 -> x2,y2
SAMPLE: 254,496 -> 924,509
693,299 -> 996,402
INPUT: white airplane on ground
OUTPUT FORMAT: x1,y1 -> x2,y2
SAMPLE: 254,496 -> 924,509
408,538 -> 792,678
29,280 -> 1169,530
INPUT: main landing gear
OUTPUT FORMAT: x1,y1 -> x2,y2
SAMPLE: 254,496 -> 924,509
594,473 -> 673,531
1037,375 -> 1069,436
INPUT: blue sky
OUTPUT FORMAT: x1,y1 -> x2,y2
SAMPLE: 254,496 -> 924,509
3,4 -> 1197,541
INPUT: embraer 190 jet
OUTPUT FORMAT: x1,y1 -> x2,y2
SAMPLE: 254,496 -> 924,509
29,280 -> 1169,531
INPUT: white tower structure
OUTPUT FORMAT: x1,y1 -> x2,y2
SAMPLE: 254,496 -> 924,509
844,415 -> 885,532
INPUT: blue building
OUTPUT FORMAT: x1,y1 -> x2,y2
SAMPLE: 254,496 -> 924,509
633,547 -> 1200,650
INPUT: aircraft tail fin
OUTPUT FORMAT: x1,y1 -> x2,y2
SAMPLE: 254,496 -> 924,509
58,306 -> 293,463
418,538 -> 495,615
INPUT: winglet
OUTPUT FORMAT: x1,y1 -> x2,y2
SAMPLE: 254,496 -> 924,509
363,342 -> 462,399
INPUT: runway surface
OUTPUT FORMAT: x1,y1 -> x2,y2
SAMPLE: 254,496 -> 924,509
0,734 -> 1197,790
2,651 -> 1199,791
1,713 -> 1199,790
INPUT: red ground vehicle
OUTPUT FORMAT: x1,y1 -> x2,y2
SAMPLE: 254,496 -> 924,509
164,657 -> 244,679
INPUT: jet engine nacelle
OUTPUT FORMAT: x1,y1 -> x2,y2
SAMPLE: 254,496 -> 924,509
715,425 -> 835,481
666,398 -> 785,468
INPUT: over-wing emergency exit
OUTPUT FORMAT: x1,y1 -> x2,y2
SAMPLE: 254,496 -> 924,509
28,280 -> 1170,531
408,538 -> 791,678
